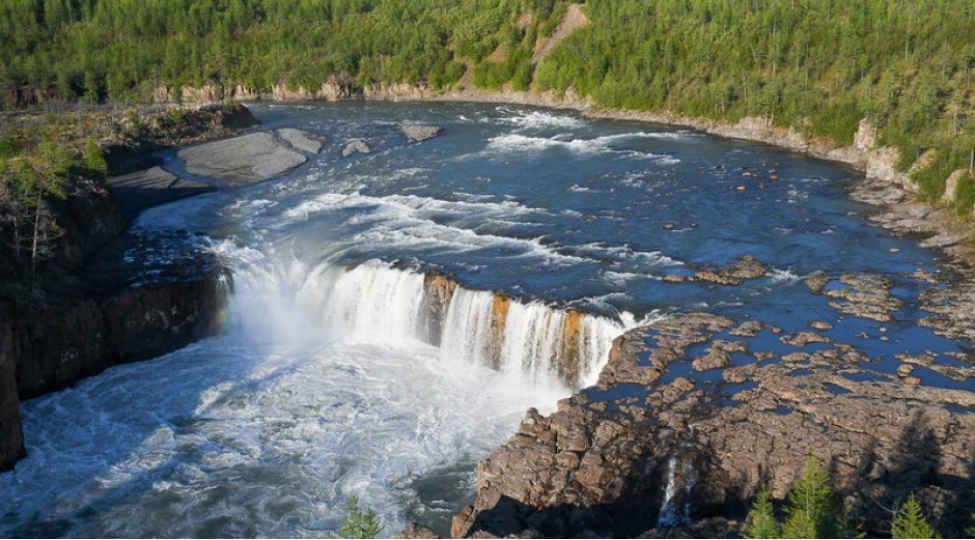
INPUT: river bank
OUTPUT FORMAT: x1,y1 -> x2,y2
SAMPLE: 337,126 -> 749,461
0,104 -> 260,471
3,96 -> 973,537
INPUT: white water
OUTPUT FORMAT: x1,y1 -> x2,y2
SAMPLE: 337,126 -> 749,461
3,243 -> 623,537
4,101 -> 959,537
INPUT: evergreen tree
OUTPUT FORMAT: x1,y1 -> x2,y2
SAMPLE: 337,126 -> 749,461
891,494 -> 939,539
338,496 -> 383,539
744,483 -> 780,539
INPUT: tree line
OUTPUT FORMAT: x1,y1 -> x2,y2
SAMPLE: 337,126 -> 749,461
2,0 -> 975,216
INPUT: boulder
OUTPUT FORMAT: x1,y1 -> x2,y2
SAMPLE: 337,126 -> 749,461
398,124 -> 442,143
178,131 -> 307,183
278,128 -> 323,154
342,139 -> 372,157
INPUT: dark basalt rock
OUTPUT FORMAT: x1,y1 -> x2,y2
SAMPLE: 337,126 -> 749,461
0,312 -> 25,472
0,104 -> 253,470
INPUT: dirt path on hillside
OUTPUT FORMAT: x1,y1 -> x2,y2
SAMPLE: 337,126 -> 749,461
532,4 -> 589,64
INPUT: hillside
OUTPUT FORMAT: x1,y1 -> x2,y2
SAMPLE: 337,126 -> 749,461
2,0 -> 975,220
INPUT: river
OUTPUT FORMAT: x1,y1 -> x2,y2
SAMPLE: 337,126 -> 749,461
0,102 -> 966,537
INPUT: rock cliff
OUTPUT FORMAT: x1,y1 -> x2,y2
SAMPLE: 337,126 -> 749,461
0,104 -> 255,470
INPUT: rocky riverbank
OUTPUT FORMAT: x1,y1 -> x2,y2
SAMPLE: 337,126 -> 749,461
0,104 -> 261,471
450,310 -> 975,538
0,102 -> 448,472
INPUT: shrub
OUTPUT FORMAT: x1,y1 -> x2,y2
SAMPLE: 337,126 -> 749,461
744,484 -> 780,539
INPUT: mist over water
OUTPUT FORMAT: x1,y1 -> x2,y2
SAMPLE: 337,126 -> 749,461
1,102 -> 965,537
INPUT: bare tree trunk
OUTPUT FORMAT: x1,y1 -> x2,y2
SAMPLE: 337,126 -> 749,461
30,187 -> 41,291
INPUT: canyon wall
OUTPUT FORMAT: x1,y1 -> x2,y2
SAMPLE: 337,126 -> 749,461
0,104 -> 256,470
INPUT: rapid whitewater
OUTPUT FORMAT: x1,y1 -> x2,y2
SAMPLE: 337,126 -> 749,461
0,102 -> 963,537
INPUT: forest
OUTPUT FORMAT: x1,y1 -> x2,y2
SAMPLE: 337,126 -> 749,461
2,0 -> 975,217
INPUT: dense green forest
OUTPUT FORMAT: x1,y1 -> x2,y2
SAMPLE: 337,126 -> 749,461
2,0 -> 975,216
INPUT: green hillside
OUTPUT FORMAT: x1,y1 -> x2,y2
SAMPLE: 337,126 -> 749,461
2,0 -> 975,216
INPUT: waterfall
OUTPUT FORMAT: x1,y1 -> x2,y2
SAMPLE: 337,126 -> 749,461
655,426 -> 699,528
283,260 -> 624,389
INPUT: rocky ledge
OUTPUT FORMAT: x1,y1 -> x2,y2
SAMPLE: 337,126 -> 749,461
0,104 -> 260,471
450,311 -> 975,539
177,129 -> 323,184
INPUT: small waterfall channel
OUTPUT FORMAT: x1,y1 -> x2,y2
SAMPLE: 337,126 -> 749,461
655,426 -> 699,528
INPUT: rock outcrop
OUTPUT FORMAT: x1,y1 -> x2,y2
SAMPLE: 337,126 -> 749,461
0,104 -> 257,470
15,266 -> 230,399
452,312 -> 975,538
178,130 -> 318,184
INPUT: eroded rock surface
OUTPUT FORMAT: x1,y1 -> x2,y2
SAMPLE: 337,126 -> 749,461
453,312 -> 975,539
178,131 -> 310,183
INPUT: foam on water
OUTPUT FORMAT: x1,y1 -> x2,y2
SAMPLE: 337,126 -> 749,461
3,101 -> 964,538
1,252 -> 584,538
484,132 -> 679,162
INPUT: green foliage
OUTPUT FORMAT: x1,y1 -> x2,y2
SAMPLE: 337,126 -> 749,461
83,138 -> 107,179
780,455 -> 858,539
892,494 -> 939,539
743,455 -> 860,539
744,484 -> 780,539
2,0 -> 975,217
338,496 -> 383,539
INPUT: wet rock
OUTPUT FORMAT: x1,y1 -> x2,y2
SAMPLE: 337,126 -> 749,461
277,127 -> 323,154
398,123 -> 442,143
342,139 -> 372,157
693,256 -> 767,286
811,272 -> 903,322
401,522 -> 441,538
810,320 -> 833,331
692,340 -> 747,371
919,272 -> 975,343
897,363 -> 914,378
780,331 -> 831,347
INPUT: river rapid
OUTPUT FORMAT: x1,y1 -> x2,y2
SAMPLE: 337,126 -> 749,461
1,102 -> 968,537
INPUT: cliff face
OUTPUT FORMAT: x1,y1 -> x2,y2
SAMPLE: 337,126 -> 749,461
0,312 -> 25,472
15,270 -> 229,400
0,104 -> 254,471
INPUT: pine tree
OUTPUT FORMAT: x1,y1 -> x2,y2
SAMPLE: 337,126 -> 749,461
744,483 -> 780,539
338,496 -> 383,539
892,494 -> 939,539
779,455 -> 859,539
